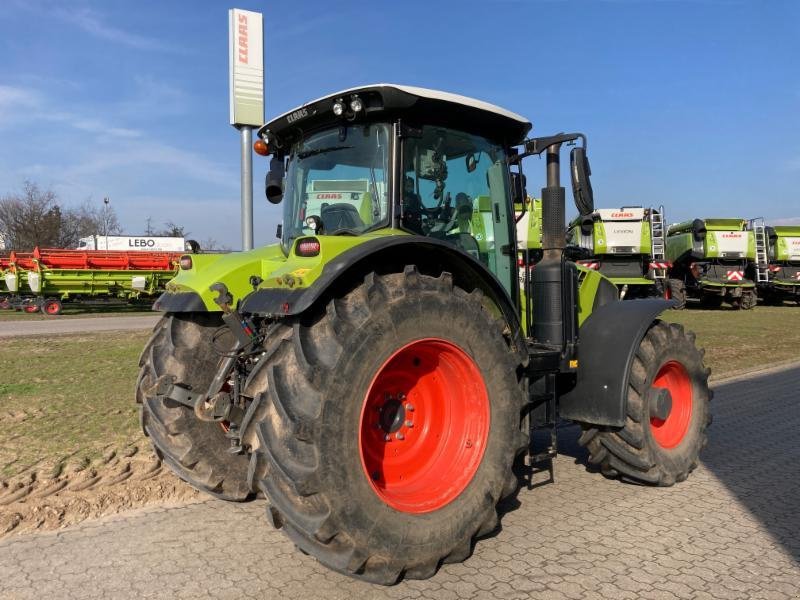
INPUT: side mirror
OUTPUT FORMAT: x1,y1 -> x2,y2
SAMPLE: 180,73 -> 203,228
570,146 -> 594,216
265,157 -> 285,204
510,172 -> 527,204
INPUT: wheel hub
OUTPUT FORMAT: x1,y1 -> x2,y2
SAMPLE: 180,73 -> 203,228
377,396 -> 406,434
649,361 -> 693,449
648,388 -> 673,421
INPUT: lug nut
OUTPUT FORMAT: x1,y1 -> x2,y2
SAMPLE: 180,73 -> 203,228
384,434 -> 391,442
398,393 -> 406,400
405,420 -> 413,428
405,403 -> 414,412
396,432 -> 405,440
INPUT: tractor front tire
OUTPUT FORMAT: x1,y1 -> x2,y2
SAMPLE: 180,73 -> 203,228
137,314 -> 252,500
579,321 -> 711,486
244,268 -> 526,584
666,278 -> 686,309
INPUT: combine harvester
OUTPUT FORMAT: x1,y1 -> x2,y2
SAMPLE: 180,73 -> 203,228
567,206 -> 669,299
762,224 -> 800,304
0,247 -> 182,314
665,218 -> 766,309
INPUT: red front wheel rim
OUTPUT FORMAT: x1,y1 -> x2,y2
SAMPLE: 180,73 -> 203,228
650,361 -> 693,449
45,302 -> 59,314
359,338 -> 490,514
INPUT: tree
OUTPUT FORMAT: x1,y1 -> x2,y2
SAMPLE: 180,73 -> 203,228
0,182 -> 62,250
159,221 -> 187,237
0,181 -> 122,251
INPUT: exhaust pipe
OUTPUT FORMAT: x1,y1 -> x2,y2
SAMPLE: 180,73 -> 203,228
533,143 -> 579,354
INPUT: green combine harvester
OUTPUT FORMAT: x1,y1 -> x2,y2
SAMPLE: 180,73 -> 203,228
566,206 -> 668,299
665,218 -> 763,309
138,84 -> 710,584
762,225 -> 800,304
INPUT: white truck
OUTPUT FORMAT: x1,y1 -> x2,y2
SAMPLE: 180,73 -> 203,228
76,235 -> 187,252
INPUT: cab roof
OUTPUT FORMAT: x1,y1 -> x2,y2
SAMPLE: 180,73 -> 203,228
259,84 -> 532,149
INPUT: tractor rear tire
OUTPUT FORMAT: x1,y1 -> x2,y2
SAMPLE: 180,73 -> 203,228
578,321 -> 711,486
666,279 -> 686,309
243,268 -> 526,584
137,314 -> 252,500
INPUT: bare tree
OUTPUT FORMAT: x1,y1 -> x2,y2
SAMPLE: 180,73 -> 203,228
0,182 -> 62,250
144,216 -> 154,236
0,182 -> 123,250
159,221 -> 187,237
199,237 -> 232,252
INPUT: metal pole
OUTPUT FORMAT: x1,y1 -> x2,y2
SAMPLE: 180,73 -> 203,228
103,197 -> 110,251
240,126 -> 254,251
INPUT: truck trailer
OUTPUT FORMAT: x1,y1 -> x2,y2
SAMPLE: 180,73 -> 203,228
77,235 -> 188,252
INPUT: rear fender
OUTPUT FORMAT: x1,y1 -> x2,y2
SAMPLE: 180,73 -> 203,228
559,298 -> 674,426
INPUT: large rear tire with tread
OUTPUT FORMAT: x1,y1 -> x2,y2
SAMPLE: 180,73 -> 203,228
137,314 -> 252,500
578,321 -> 711,486
243,268 -> 526,584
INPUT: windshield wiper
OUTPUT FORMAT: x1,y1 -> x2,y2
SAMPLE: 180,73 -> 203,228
297,145 -> 353,159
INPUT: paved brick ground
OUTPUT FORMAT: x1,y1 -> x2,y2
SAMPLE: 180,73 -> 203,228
0,367 -> 798,600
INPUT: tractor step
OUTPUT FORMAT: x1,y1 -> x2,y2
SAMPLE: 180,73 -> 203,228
525,373 -> 558,467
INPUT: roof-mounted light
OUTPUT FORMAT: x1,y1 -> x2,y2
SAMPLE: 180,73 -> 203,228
332,99 -> 345,116
350,95 -> 363,113
253,139 -> 270,156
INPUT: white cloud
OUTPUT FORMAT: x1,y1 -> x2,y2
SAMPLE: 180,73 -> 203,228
770,217 -> 800,225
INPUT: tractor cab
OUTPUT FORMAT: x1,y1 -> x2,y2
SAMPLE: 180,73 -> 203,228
259,84 -> 531,295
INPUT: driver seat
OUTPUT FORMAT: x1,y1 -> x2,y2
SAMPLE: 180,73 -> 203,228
320,203 -> 364,232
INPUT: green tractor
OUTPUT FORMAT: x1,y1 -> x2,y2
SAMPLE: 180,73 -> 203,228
137,85 -> 711,584
665,218 -> 760,309
762,225 -> 800,304
566,206 -> 669,299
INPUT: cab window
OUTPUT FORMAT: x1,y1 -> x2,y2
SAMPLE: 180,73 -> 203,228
402,127 -> 513,293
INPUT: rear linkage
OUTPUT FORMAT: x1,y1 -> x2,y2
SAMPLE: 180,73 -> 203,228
153,283 -> 265,454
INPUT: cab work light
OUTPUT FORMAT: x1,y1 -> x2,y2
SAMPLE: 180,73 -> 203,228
179,256 -> 193,270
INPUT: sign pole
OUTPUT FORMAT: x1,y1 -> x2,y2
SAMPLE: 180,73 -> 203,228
240,125 -> 254,250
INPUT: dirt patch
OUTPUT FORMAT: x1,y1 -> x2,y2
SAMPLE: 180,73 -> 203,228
0,443 -> 198,538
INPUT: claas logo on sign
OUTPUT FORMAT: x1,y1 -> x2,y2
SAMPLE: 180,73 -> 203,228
611,212 -> 634,218
238,14 -> 248,64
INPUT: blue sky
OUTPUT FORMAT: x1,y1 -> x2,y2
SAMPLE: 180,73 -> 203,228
1,0 -> 798,249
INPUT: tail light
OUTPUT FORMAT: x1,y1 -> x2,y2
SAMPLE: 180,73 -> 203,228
179,256 -> 193,270
295,238 -> 321,257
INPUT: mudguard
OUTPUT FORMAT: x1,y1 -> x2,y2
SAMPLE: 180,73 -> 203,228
559,298 -> 674,427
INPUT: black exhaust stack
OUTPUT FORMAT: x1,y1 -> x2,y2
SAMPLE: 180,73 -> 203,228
532,144 -> 579,355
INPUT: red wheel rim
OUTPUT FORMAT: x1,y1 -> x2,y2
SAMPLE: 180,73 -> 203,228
359,338 -> 490,514
24,305 -> 38,313
664,286 -> 671,300
45,302 -> 59,314
649,361 -> 693,449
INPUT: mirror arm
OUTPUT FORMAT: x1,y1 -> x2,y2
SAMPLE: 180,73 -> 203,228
512,132 -> 587,162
